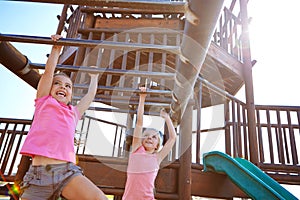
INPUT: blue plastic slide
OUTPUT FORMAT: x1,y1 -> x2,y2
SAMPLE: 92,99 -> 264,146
203,151 -> 298,200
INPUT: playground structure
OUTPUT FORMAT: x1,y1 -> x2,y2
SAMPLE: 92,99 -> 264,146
0,0 -> 299,199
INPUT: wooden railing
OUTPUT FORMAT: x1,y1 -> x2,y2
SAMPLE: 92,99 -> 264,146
255,105 -> 300,184
191,76 -> 300,184
212,1 -> 244,62
0,118 -> 31,182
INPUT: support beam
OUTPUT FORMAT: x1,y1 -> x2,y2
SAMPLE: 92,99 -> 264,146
170,0 -> 225,125
0,41 -> 40,88
17,0 -> 186,13
240,0 -> 258,164
178,103 -> 193,199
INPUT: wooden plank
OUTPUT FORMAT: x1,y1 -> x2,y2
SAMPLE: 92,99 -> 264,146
77,155 -> 250,199
207,42 -> 244,78
19,0 -> 186,13
94,18 -> 183,30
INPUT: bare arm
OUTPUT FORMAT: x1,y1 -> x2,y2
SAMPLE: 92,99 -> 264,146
76,66 -> 99,116
36,35 -> 62,98
157,109 -> 176,164
131,87 -> 147,152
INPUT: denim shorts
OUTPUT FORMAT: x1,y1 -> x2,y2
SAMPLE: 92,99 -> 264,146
20,162 -> 83,200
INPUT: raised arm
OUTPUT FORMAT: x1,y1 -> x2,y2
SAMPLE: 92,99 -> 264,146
157,109 -> 176,163
76,66 -> 99,116
36,34 -> 62,98
131,87 -> 147,152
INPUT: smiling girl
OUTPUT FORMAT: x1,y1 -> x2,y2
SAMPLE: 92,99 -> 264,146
122,87 -> 177,200
20,34 -> 107,200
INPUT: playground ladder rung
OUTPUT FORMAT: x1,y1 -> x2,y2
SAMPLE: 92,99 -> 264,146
0,34 -> 180,54
73,93 -> 172,104
30,63 -> 175,80
73,84 -> 173,96
87,106 -> 167,116
78,27 -> 184,35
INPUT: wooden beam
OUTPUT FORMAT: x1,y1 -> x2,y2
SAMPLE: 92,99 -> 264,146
18,0 -> 186,12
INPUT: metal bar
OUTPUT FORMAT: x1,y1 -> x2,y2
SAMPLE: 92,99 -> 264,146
112,126 -> 118,157
87,107 -> 162,117
78,27 -> 183,34
0,34 -> 180,54
84,115 -> 126,128
83,94 -> 172,104
87,98 -> 170,108
73,84 -> 172,95
30,63 -> 175,79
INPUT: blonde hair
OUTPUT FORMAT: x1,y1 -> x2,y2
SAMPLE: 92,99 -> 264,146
53,72 -> 72,84
142,128 -> 163,152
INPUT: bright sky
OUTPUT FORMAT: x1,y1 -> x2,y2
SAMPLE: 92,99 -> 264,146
0,0 -> 299,198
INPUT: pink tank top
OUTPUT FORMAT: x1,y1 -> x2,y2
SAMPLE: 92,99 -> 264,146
122,146 -> 159,200
20,95 -> 80,163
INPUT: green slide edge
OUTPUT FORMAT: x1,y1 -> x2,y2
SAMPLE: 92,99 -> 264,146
203,151 -> 297,200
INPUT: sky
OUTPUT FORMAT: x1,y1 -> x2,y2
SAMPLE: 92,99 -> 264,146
0,0 -> 299,198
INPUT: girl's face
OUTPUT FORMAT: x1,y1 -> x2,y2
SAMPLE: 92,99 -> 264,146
50,75 -> 73,105
142,130 -> 159,152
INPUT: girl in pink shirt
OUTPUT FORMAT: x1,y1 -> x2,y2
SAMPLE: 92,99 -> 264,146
122,87 -> 177,200
20,34 -> 108,200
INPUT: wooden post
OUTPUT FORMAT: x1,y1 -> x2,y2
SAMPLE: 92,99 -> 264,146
240,0 -> 259,164
178,103 -> 193,199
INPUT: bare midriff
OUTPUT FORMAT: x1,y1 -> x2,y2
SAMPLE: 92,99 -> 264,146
32,155 -> 67,166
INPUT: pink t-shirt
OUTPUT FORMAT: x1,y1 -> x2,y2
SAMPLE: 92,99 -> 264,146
20,95 -> 80,163
122,146 -> 159,200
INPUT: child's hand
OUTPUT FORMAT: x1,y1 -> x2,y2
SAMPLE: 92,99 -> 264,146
51,34 -> 63,49
88,65 -> 99,78
160,108 -> 169,119
139,87 -> 147,98
51,34 -> 62,42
